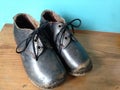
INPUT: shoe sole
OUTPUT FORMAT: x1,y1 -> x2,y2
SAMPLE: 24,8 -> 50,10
29,75 -> 66,89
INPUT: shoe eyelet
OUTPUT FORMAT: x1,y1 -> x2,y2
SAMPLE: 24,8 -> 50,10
37,46 -> 41,49
65,37 -> 67,39
58,24 -> 62,28
34,39 -> 37,42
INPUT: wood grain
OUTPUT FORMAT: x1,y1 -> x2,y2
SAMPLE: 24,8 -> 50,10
0,24 -> 120,90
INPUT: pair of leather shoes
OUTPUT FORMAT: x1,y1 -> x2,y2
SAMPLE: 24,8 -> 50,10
13,10 -> 92,89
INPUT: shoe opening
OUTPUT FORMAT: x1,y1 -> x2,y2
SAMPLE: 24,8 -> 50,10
15,14 -> 36,29
43,11 -> 57,22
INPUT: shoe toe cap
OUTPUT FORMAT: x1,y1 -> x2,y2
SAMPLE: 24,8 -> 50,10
31,70 -> 66,89
70,58 -> 93,76
22,50 -> 66,88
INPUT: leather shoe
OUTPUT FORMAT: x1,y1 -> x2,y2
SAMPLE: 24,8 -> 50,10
13,13 -> 66,88
41,10 -> 93,76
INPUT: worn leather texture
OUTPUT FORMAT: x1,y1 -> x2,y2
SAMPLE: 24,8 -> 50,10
41,10 -> 92,76
13,13 -> 66,88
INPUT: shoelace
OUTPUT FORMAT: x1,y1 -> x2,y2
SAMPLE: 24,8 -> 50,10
56,19 -> 81,52
16,23 -> 48,61
16,19 -> 81,60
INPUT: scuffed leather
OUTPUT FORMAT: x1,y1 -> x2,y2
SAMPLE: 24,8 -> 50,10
41,10 -> 92,74
13,13 -> 66,88
49,22 -> 90,71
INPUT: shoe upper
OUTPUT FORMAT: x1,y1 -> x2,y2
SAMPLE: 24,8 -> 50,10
41,10 -> 92,74
13,13 -> 66,88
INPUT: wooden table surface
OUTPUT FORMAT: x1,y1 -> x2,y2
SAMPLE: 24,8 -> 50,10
0,24 -> 120,90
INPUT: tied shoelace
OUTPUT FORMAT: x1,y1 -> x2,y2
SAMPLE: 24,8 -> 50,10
56,19 -> 81,52
16,23 -> 48,61
16,19 -> 81,60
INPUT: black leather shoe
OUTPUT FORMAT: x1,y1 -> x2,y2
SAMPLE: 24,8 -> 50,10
41,10 -> 93,76
13,13 -> 66,88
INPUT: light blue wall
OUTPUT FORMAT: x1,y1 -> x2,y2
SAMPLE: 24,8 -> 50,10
0,0 -> 120,33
